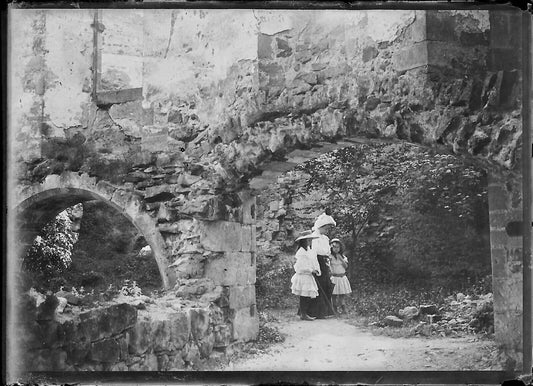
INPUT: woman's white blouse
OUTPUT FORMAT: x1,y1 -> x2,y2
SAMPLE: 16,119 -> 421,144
311,230 -> 331,256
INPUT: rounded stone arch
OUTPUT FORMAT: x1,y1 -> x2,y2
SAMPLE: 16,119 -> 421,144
13,171 -> 174,289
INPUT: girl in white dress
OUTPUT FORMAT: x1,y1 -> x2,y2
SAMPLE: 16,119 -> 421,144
291,230 -> 320,321
329,238 -> 352,314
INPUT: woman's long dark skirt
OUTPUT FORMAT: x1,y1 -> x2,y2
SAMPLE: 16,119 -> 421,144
307,255 -> 335,318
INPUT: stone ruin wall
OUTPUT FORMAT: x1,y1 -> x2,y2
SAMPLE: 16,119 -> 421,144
19,298 -> 239,371
9,8 -> 526,371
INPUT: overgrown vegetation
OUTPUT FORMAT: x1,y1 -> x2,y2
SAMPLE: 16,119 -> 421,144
21,205 -> 81,291
21,201 -> 161,295
257,142 -> 492,329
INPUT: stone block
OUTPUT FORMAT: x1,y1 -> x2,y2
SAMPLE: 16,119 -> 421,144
175,278 -> 216,298
96,88 -> 143,106
258,34 -> 274,59
491,248 -> 507,277
231,306 -> 259,342
128,318 -> 152,354
89,338 -> 121,363
213,324 -> 232,348
169,311 -> 191,350
227,285 -> 256,310
151,319 -> 172,352
493,276 -> 523,314
204,252 -> 255,286
199,220 -> 243,252
198,331 -> 215,358
494,310 -> 523,350
241,225 -> 255,252
190,308 -> 210,341
65,341 -> 90,365
79,303 -> 137,342
384,315 -> 403,327
392,42 -> 428,72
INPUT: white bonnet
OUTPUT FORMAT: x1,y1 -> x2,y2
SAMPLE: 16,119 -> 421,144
313,213 -> 336,230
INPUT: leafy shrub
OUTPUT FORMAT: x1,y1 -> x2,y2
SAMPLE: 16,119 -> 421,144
119,279 -> 143,297
256,257 -> 297,311
22,209 -> 79,291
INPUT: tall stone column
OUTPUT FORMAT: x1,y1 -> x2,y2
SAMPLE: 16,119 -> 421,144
201,191 -> 259,343
488,172 -> 523,369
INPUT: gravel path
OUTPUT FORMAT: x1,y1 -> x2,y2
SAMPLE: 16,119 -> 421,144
225,311 -> 502,371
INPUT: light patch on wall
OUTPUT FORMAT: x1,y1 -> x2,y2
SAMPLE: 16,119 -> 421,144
142,9 -> 257,99
366,10 -> 416,43
100,9 -> 144,91
256,10 -> 294,35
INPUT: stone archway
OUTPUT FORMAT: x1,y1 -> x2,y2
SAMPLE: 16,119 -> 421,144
248,135 -> 525,368
13,171 -> 173,289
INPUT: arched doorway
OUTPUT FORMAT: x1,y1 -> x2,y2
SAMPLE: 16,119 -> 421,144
13,172 -> 173,289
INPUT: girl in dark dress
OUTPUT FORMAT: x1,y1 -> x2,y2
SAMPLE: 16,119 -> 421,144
307,213 -> 336,319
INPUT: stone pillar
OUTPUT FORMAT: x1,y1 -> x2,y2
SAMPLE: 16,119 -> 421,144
201,192 -> 259,343
488,172 -> 523,369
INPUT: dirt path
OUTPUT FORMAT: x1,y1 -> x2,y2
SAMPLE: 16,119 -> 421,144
225,311 -> 502,371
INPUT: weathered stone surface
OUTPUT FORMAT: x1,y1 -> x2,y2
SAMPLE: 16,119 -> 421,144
175,278 -> 216,298
128,317 -> 152,355
213,324 -> 232,348
383,315 -> 403,327
190,308 -> 210,341
226,285 -> 256,310
399,306 -> 419,320
89,338 -> 121,363
78,303 -> 137,342
197,331 -> 215,358
198,221 -> 243,252
232,306 -> 259,342
204,252 -> 256,286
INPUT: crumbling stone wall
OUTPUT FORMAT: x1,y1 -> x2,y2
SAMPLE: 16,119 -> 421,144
488,172 -> 524,368
18,295 -> 235,371
8,8 -> 526,372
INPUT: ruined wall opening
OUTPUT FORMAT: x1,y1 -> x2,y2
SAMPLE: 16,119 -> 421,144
15,187 -> 165,294
251,138 -> 521,370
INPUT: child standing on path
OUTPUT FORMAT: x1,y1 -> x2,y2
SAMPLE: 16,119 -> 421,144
329,238 -> 352,314
291,230 -> 321,321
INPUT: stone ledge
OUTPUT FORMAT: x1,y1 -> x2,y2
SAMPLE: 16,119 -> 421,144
95,88 -> 143,106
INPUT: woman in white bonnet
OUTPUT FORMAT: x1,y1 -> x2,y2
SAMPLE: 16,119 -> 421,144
307,211 -> 336,318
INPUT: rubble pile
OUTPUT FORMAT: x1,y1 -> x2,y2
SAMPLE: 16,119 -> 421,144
378,292 -> 494,337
